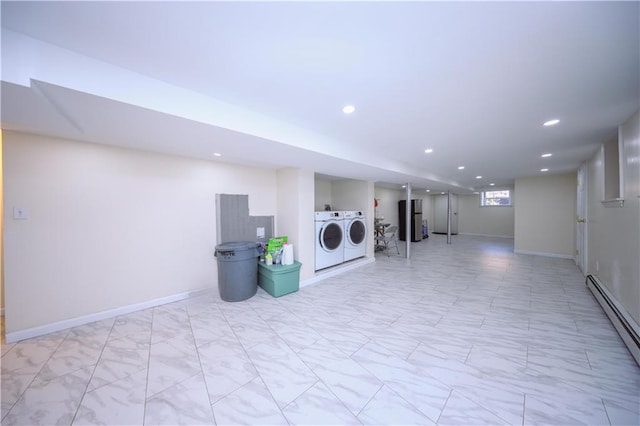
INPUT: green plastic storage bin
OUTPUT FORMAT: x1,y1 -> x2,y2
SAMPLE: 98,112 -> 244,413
258,261 -> 302,297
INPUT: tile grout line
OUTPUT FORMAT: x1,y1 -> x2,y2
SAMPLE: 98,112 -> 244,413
353,383 -> 385,419
218,300 -> 293,423
435,388 -> 454,424
600,397 -> 613,426
253,298 -> 329,422
141,307 -> 155,425
185,305 -> 217,425
1,328 -> 71,423
69,319 -> 118,425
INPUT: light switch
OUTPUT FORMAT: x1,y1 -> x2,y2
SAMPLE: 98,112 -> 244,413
13,206 -> 29,220
257,227 -> 265,238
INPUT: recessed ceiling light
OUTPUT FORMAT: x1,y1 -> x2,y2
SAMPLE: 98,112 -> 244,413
541,153 -> 552,158
543,119 -> 560,126
424,149 -> 433,154
458,166 -> 465,170
402,185 -> 406,188
426,189 -> 430,193
476,176 -> 482,179
342,105 -> 355,114
441,192 -> 445,194
213,152 -> 222,157
490,183 -> 495,186
541,168 -> 549,172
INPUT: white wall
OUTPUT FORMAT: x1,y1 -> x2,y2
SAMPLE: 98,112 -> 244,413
587,110 -> 640,323
458,193 -> 514,237
1,131 -> 4,317
3,132 -> 278,334
331,179 -> 370,212
373,187 -> 402,226
374,187 -> 433,230
514,172 -> 576,257
314,178 -> 332,211
314,177 -> 371,214
276,168 -> 315,281
418,194 -> 434,233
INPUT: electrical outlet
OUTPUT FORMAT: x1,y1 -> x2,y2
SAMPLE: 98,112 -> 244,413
256,227 -> 265,238
13,206 -> 29,220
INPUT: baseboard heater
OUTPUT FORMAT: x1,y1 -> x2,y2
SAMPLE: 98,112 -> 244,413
586,274 -> 640,366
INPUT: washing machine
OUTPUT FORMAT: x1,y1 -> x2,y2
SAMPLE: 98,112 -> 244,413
315,211 -> 344,271
343,210 -> 367,261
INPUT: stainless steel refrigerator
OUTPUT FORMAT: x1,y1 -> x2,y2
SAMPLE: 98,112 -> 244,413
398,199 -> 423,242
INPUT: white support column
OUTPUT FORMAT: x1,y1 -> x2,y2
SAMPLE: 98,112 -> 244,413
405,183 -> 412,258
447,190 -> 452,244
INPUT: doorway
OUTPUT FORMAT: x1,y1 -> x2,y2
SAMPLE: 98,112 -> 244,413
576,163 -> 588,274
1,130 -> 5,343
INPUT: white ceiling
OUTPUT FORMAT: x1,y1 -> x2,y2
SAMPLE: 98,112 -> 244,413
2,1 -> 639,193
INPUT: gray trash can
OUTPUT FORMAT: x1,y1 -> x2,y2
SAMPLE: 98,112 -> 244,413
214,241 -> 260,302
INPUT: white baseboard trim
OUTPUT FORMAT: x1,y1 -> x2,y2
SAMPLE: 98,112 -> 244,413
301,257 -> 375,288
5,288 -> 207,344
513,249 -> 574,259
586,274 -> 640,366
458,233 -> 514,239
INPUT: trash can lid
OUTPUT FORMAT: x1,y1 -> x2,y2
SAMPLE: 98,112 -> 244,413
215,241 -> 259,252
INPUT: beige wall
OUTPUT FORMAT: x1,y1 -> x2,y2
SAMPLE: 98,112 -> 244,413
3,132 -> 278,334
587,110 -> 640,323
458,193 -> 514,237
514,172 -> 576,257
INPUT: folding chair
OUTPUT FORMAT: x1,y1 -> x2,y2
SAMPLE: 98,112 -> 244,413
378,225 -> 400,256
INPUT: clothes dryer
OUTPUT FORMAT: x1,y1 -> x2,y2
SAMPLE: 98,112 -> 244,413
315,211 -> 344,271
343,210 -> 367,261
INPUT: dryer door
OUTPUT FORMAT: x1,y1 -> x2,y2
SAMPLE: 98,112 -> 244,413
347,219 -> 366,245
319,221 -> 343,251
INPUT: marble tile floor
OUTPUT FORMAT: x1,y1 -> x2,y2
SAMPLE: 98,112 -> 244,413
2,235 -> 639,425
1,315 -> 5,345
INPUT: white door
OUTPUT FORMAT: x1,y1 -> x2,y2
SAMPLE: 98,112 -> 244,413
434,195 -> 448,233
576,164 -> 587,274
434,194 -> 458,234
450,194 -> 459,234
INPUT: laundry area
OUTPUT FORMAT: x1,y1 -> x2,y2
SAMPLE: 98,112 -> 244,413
211,177 -> 376,303
314,176 -> 375,270
314,210 -> 367,271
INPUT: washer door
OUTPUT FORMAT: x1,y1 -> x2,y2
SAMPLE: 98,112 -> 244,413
319,221 -> 343,251
347,218 -> 366,245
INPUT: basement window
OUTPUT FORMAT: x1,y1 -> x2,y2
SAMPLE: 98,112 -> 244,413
481,190 -> 512,206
